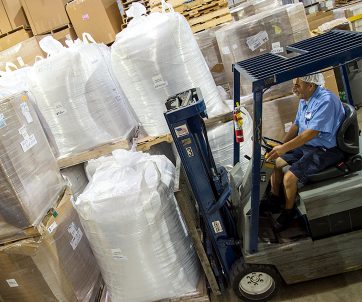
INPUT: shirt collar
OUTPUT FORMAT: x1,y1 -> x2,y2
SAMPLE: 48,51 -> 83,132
301,86 -> 322,106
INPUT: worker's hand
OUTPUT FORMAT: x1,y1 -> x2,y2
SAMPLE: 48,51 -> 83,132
266,145 -> 287,161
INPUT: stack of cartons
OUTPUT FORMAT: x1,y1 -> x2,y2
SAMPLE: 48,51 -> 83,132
333,2 -> 362,32
66,0 -> 123,44
0,92 -> 102,301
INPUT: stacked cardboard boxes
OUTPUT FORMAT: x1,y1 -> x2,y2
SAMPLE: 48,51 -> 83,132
0,92 -> 102,301
66,0 -> 123,44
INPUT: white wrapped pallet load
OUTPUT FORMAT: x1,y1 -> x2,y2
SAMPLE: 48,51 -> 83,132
208,107 -> 253,173
111,2 -> 229,136
28,36 -> 138,158
0,92 -> 65,241
75,150 -> 200,302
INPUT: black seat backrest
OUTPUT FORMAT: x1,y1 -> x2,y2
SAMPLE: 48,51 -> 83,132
337,103 -> 360,155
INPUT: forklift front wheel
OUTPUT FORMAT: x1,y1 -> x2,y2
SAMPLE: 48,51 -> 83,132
230,261 -> 281,301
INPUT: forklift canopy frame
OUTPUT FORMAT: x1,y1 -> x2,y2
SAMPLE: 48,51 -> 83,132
232,30 -> 362,254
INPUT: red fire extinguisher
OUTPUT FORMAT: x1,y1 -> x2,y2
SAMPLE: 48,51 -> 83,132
233,104 -> 244,143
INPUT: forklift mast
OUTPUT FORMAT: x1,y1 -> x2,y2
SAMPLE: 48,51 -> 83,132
164,89 -> 239,286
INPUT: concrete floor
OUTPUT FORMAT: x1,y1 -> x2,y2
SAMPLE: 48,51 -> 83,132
210,108 -> 362,302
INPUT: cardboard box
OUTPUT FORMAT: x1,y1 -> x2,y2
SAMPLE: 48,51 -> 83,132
0,188 -> 102,302
307,11 -> 335,30
52,25 -> 77,46
1,0 -> 29,29
0,36 -> 46,70
0,0 -> 12,34
0,27 -> 32,51
66,0 -> 123,44
20,0 -> 70,35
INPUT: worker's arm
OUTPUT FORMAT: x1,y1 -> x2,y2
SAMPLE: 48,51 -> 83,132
282,124 -> 299,143
267,129 -> 319,160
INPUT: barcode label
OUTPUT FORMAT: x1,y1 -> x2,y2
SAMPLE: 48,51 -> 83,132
247,31 -> 269,51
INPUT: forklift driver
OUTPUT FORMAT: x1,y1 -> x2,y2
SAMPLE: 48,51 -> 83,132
265,73 -> 345,232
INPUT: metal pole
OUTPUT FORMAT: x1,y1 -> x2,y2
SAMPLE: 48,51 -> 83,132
249,88 -> 263,254
233,65 -> 240,166
339,64 -> 354,106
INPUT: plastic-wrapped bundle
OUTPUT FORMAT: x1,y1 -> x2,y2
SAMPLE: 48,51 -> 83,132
28,36 -> 138,158
334,2 -> 362,32
242,94 -> 300,141
215,3 -> 310,97
0,189 -> 102,302
0,64 -> 31,99
111,4 -> 229,136
75,150 -> 200,302
0,92 -> 64,241
230,0 -> 282,21
61,164 -> 89,198
208,107 -> 253,173
194,25 -> 230,90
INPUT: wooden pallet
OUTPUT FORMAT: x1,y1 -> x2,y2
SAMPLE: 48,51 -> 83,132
188,7 -> 230,26
0,187 -> 69,246
191,14 -> 232,33
57,134 -> 173,169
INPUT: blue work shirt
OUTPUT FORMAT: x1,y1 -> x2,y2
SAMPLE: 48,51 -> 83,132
294,86 -> 345,149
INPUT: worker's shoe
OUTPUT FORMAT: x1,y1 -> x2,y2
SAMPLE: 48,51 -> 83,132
259,192 -> 282,216
273,208 -> 296,232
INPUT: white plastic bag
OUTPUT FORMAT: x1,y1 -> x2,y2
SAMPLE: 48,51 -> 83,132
111,3 -> 229,136
28,36 -> 138,157
0,63 -> 31,98
75,150 -> 200,302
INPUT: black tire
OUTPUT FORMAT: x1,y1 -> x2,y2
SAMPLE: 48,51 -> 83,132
230,260 -> 281,302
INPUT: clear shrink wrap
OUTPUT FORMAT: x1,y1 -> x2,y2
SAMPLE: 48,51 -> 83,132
194,25 -> 230,90
61,164 -> 89,198
242,94 -> 300,141
0,189 -> 102,302
0,92 -> 64,241
0,65 -> 31,99
230,0 -> 282,21
215,3 -> 310,98
111,4 -> 229,136
208,107 -> 253,173
28,36 -> 138,158
333,3 -> 362,32
75,150 -> 200,302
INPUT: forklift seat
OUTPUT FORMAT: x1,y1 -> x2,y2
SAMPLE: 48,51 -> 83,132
309,103 -> 362,183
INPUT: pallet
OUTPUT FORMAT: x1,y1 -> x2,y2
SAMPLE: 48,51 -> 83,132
188,7 -> 230,26
0,187 -> 69,246
98,273 -> 210,302
57,134 -> 173,169
191,14 -> 232,33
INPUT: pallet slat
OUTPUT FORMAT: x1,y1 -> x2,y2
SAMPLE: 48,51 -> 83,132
191,14 -> 232,33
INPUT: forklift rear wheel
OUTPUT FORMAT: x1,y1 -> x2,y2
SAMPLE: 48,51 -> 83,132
230,261 -> 281,301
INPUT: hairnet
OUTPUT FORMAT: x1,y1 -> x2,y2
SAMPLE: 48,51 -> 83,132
300,73 -> 325,86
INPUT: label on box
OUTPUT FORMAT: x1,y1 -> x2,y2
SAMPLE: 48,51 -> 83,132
326,0 -> 333,9
20,134 -> 37,152
55,103 -> 67,117
247,31 -> 269,51
17,56 -> 25,67
82,14 -> 90,20
20,102 -> 33,123
6,279 -> 19,287
221,46 -> 231,54
111,249 -> 128,260
284,122 -> 293,133
47,221 -> 58,234
152,75 -> 168,89
68,223 -> 83,250
271,42 -> 284,54
19,126 -> 37,152
0,113 -> 6,129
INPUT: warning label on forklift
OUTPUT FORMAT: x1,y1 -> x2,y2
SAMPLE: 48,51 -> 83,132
174,124 -> 189,138
212,221 -> 223,234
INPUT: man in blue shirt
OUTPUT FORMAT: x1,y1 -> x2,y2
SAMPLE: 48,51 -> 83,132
265,73 -> 345,231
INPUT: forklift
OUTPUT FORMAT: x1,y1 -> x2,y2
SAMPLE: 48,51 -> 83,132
164,30 -> 362,301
